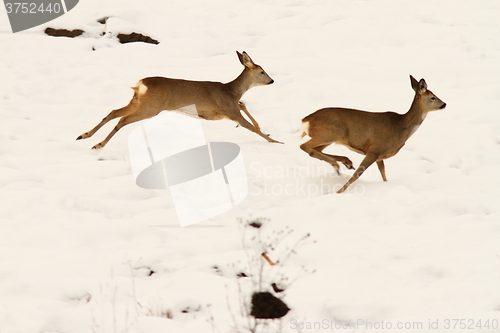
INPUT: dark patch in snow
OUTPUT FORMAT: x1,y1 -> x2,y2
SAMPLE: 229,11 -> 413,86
248,220 -> 263,229
212,265 -> 222,275
271,283 -> 285,293
117,32 -> 159,45
250,291 -> 290,319
181,305 -> 201,314
236,271 -> 248,278
44,27 -> 84,38
45,24 -> 159,45
97,17 -> 110,24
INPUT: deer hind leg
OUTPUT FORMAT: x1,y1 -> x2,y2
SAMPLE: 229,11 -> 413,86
315,145 -> 355,170
231,111 -> 282,144
376,160 -> 387,181
77,99 -> 139,140
92,106 -> 161,150
300,140 -> 341,173
337,152 -> 378,193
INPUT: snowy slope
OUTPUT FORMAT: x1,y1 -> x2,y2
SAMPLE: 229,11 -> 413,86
1,0 -> 500,332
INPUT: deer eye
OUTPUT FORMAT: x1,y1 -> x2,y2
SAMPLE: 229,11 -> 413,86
430,97 -> 436,100
260,71 -> 265,74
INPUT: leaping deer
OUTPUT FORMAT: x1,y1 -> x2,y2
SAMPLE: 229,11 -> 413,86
300,75 -> 446,193
77,51 -> 281,149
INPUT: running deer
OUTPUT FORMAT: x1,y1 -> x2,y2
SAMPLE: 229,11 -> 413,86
77,51 -> 281,149
300,75 -> 446,193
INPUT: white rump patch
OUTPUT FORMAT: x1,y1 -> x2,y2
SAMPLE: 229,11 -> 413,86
302,121 -> 310,136
136,81 -> 148,95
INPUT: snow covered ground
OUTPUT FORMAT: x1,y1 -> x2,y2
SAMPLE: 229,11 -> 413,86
1,0 -> 500,332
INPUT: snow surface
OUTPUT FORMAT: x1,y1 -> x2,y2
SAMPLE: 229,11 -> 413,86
1,0 -> 500,332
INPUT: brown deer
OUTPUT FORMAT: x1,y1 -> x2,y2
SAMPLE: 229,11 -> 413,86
77,51 -> 281,149
300,75 -> 446,193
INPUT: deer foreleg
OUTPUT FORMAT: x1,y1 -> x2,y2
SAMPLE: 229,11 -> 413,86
238,102 -> 261,131
376,160 -> 387,181
337,153 -> 377,193
232,113 -> 282,144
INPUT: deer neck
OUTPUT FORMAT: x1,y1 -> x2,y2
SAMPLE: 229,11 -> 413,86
226,68 -> 253,99
402,95 -> 428,138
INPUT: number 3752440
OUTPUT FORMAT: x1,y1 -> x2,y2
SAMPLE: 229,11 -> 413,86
443,319 -> 498,330
5,2 -> 62,14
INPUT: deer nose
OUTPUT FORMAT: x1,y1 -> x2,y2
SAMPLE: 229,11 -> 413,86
269,79 -> 274,84
440,103 -> 446,109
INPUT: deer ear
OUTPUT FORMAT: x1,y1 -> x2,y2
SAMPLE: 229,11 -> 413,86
418,78 -> 427,93
410,75 -> 419,92
237,51 -> 256,68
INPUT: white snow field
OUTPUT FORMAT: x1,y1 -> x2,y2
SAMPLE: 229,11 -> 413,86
1,0 -> 500,332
